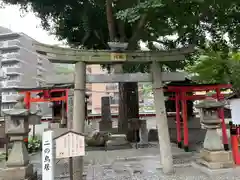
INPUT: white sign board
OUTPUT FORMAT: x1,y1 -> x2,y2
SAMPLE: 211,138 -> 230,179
42,130 -> 54,180
230,98 -> 240,124
55,131 -> 85,159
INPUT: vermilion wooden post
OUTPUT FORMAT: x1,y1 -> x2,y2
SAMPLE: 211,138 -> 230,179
216,88 -> 229,150
24,91 -> 31,109
175,92 -> 182,148
181,91 -> 189,152
66,89 -> 69,113
230,122 -> 240,164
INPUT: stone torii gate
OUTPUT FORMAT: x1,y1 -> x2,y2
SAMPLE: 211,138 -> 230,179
33,42 -> 194,178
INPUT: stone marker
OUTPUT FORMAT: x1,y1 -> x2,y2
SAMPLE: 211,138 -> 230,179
193,97 -> 233,174
99,96 -> 112,131
139,119 -> 149,146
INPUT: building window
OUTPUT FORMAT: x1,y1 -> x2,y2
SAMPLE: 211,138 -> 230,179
110,95 -> 119,104
2,63 -> 20,68
111,107 -> 118,113
8,75 -> 20,81
2,92 -> 10,95
106,83 -> 118,91
2,91 -> 17,95
1,49 -> 18,54
2,104 -> 14,109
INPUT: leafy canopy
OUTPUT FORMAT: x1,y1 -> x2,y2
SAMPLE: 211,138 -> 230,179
186,50 -> 240,93
2,0 -> 240,72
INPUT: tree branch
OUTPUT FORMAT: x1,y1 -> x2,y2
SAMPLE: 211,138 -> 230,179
106,0 -> 116,41
128,14 -> 147,48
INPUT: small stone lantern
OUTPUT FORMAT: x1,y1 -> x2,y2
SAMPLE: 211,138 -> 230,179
2,95 -> 37,180
194,97 -> 233,170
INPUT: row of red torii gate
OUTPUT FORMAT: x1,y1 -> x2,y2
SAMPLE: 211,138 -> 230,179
15,81 -> 232,152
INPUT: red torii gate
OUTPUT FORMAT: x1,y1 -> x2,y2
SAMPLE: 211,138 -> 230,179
165,83 -> 232,152
22,88 -> 68,109
17,83 -> 232,152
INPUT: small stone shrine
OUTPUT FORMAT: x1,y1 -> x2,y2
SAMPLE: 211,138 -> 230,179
193,97 -> 233,173
2,95 -> 41,180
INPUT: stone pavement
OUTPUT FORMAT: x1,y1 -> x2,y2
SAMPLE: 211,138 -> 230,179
1,144 -> 240,179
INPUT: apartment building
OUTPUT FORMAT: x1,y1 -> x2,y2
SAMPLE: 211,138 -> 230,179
86,65 -> 154,114
0,27 -> 54,112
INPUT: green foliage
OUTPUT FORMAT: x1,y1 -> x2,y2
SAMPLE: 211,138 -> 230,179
186,50 -> 240,94
28,135 -> 42,153
2,0 -> 240,73
141,83 -> 153,98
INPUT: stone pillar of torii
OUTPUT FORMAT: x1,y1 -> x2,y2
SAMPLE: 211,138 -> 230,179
33,42 -> 194,178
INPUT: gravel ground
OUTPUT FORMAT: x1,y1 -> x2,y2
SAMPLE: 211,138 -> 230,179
2,144 -> 240,179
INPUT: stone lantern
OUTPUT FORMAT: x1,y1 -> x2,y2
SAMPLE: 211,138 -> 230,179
2,95 -> 37,180
194,97 -> 233,171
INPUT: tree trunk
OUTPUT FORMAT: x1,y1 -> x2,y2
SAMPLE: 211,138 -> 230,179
106,0 -> 115,41
105,0 -> 140,140
118,82 -> 139,140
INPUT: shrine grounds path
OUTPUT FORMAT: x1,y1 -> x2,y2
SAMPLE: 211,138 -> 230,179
1,143 -> 240,179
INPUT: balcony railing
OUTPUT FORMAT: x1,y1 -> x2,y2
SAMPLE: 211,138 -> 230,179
5,67 -> 21,75
0,40 -> 21,48
2,94 -> 18,102
1,58 -> 20,63
2,80 -> 20,88
2,53 -> 21,59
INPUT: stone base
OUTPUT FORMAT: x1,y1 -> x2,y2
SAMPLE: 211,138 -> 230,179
200,149 -> 233,168
193,149 -> 234,175
99,121 -> 112,132
106,134 -> 132,150
192,161 -> 237,175
2,164 -> 37,180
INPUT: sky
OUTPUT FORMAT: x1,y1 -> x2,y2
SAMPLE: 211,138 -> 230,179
0,4 -> 149,49
0,4 -> 60,45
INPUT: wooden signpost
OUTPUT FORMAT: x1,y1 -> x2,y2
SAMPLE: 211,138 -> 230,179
42,130 -> 85,180
55,131 -> 85,159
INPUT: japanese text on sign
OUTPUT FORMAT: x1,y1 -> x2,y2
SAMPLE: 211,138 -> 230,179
55,131 -> 85,159
42,130 -> 54,180
110,53 -> 126,61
